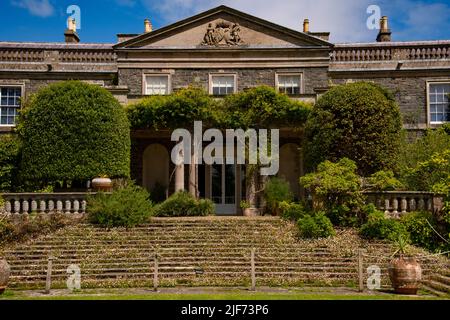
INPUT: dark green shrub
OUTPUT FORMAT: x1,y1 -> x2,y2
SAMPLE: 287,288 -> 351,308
18,81 -> 130,188
327,204 -> 359,227
360,213 -> 409,242
153,191 -> 215,217
264,177 -> 293,215
279,201 -> 307,221
88,184 -> 153,228
367,170 -> 403,191
401,211 -> 443,252
297,212 -> 335,239
304,82 -> 402,175
0,134 -> 21,192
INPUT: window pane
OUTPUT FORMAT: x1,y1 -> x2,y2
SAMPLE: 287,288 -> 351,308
212,76 -> 234,95
278,75 -> 301,95
146,76 -> 168,95
429,83 -> 450,123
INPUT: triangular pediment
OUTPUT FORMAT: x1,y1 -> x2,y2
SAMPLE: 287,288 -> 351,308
114,6 -> 331,49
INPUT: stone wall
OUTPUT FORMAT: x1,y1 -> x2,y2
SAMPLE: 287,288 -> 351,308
119,67 -> 329,97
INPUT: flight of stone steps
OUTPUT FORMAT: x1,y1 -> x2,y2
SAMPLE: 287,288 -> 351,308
0,217 -> 448,295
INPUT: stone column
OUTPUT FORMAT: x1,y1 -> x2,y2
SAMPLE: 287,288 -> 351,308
175,147 -> 185,192
245,165 -> 260,216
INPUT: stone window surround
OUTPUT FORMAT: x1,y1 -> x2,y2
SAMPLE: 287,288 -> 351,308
142,73 -> 172,95
426,79 -> 450,126
275,72 -> 304,95
0,81 -> 25,128
208,73 -> 237,95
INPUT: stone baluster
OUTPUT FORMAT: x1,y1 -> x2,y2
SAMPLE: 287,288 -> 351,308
409,198 -> 416,212
22,200 -> 29,214
48,200 -> 55,213
5,200 -> 12,215
31,200 -> 38,213
81,200 -> 87,214
14,199 -> 21,215
392,198 -> 399,217
73,200 -> 80,214
384,198 -> 390,215
376,198 -> 382,211
418,197 -> 425,210
65,200 -> 72,214
426,198 -> 433,211
56,200 -> 63,213
40,200 -> 46,214
401,197 -> 407,215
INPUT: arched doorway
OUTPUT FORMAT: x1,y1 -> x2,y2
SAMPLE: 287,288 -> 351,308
279,143 -> 301,199
143,144 -> 169,201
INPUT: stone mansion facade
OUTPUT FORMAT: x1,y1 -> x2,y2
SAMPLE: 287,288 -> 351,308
0,6 -> 449,214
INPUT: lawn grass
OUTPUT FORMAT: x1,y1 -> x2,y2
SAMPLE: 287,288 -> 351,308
0,289 -> 446,300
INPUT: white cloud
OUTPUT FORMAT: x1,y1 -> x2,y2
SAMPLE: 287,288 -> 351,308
141,0 -> 376,42
140,0 -> 450,42
12,0 -> 55,18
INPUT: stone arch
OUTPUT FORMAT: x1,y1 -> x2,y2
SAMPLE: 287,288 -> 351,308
279,143 -> 301,198
143,144 -> 170,196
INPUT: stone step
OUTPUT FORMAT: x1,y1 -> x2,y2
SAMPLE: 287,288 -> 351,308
422,279 -> 450,294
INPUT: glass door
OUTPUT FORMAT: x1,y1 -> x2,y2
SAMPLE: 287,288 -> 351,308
211,164 -> 236,215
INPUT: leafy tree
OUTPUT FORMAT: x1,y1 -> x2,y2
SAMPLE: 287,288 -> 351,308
366,170 -> 404,191
0,134 -> 21,192
18,81 -> 130,188
304,82 -> 402,175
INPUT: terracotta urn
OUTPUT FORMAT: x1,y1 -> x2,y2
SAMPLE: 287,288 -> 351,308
0,259 -> 11,294
388,256 -> 422,295
243,207 -> 259,217
91,177 -> 113,192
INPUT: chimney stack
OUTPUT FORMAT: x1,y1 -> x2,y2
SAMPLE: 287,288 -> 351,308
376,16 -> 391,42
303,19 -> 309,33
144,19 -> 153,33
64,18 -> 80,43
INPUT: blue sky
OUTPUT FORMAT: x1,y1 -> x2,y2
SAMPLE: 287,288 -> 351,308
0,0 -> 449,43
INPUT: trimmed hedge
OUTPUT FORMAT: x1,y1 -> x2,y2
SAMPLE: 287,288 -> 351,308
304,82 -> 402,175
153,191 -> 215,217
18,81 -> 130,185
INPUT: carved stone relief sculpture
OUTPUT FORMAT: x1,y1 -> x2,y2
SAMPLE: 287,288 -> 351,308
201,21 -> 244,46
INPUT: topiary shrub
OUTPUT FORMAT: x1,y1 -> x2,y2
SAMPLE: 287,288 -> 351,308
18,81 -> 130,189
0,134 -> 21,192
153,191 -> 215,217
360,212 -> 409,242
300,158 -> 365,225
297,212 -> 335,239
264,177 -> 293,215
304,82 -> 402,175
88,184 -> 153,228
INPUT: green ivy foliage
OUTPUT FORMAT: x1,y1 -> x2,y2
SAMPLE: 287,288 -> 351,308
18,81 -> 130,185
126,87 -> 217,130
127,86 -> 311,130
0,134 -> 21,192
304,82 -> 402,175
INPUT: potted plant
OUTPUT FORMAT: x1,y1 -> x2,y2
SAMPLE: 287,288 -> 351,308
240,200 -> 258,217
91,174 -> 113,192
0,258 -> 10,294
388,235 -> 422,295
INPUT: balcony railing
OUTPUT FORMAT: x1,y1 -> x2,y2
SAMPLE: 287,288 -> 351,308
331,42 -> 450,62
364,191 -> 444,218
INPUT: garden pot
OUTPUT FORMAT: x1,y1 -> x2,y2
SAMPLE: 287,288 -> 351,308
243,207 -> 259,217
388,256 -> 422,295
0,259 -> 10,294
91,177 -> 113,192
